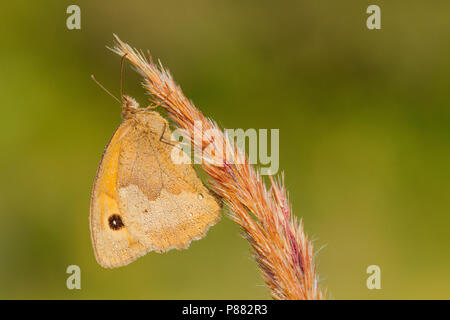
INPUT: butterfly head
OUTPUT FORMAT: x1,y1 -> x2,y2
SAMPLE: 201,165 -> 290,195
121,95 -> 140,119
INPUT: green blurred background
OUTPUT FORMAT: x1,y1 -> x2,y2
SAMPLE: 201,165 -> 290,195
0,1 -> 449,299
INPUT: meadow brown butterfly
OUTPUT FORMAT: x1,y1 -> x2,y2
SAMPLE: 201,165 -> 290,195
90,70 -> 221,268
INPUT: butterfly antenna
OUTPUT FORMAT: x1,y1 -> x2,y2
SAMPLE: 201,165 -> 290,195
91,75 -> 121,104
120,53 -> 128,100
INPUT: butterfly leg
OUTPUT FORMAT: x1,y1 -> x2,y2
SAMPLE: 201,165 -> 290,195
159,122 -> 181,148
143,91 -> 172,111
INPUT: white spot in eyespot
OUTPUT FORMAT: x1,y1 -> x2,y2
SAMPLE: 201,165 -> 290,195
198,194 -> 203,200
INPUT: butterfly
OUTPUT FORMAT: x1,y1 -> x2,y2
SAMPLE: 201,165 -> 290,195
90,89 -> 221,268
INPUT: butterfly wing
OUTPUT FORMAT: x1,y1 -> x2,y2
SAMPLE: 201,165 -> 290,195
116,112 -> 221,252
90,120 -> 148,268
90,112 -> 221,268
